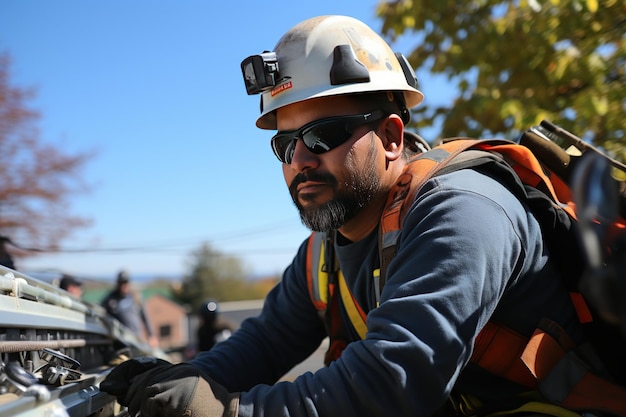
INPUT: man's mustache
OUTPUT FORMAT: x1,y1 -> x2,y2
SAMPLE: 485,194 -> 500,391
289,171 -> 337,196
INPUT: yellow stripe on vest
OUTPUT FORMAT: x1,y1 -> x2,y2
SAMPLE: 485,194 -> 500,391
338,271 -> 368,339
316,240 -> 329,305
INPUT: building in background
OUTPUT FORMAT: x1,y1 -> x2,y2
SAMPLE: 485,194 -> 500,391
145,294 -> 189,354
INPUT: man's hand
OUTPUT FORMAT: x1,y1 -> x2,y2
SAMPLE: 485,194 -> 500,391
101,358 -> 239,417
101,356 -> 170,397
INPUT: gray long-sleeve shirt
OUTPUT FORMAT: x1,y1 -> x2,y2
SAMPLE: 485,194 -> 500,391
102,290 -> 153,338
191,168 -> 584,417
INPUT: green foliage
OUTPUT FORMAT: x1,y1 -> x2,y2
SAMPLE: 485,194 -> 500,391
377,0 -> 625,163
171,242 -> 268,311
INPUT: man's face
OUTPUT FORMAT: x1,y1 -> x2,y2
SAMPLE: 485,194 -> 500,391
119,282 -> 130,295
67,284 -> 82,297
276,96 -> 385,233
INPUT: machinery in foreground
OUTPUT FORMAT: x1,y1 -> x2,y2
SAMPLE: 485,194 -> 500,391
0,265 -> 167,417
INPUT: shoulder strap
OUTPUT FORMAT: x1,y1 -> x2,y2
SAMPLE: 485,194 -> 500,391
379,137 -> 584,288
381,138 -> 525,287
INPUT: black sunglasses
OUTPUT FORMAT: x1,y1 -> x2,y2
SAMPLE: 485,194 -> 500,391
271,110 -> 387,164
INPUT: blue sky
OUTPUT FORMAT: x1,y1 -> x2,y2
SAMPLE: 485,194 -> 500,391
0,1 -> 452,281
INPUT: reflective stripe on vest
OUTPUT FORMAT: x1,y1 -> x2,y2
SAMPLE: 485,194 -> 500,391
306,231 -> 368,340
306,233 -> 328,310
338,267 -> 368,339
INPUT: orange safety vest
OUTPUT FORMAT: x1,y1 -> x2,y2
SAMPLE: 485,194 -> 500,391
306,139 -> 626,416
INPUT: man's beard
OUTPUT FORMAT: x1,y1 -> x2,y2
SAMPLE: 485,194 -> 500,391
289,143 -> 380,232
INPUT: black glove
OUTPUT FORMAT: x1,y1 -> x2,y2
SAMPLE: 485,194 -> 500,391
101,358 -> 239,417
100,356 -> 171,398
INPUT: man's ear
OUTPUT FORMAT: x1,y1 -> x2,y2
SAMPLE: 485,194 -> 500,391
380,114 -> 404,161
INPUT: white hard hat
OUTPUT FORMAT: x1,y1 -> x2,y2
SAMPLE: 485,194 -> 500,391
241,15 -> 424,130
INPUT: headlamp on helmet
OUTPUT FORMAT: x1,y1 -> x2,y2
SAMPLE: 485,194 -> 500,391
241,52 -> 279,95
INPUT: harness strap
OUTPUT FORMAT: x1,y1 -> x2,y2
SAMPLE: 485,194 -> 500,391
521,321 -> 626,416
381,139 -> 596,329
470,321 -> 538,389
380,139 -> 482,286
473,319 -> 626,416
338,270 -> 367,339
307,231 -> 368,362
473,141 -> 577,220
324,281 -> 346,366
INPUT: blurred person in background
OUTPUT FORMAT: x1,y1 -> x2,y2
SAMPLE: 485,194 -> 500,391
197,300 -> 234,352
101,270 -> 158,347
59,273 -> 83,298
0,236 -> 16,270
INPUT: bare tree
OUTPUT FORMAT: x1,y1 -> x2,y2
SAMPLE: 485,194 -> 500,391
0,52 -> 94,261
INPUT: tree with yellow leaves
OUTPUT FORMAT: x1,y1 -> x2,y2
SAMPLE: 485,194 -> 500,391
378,0 -> 625,164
